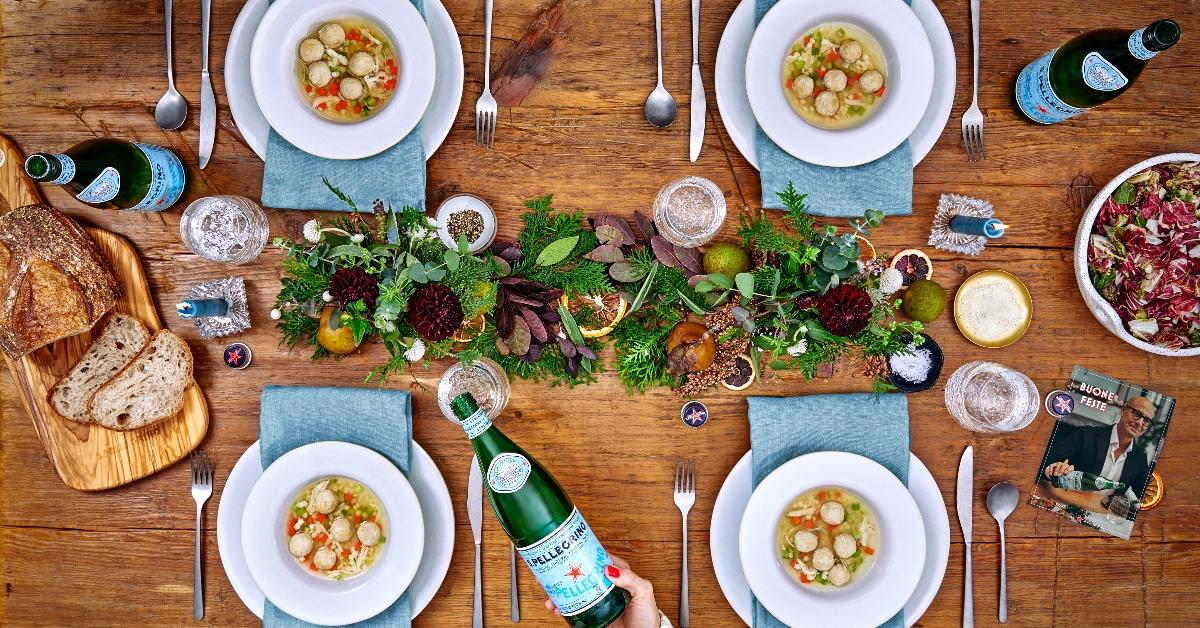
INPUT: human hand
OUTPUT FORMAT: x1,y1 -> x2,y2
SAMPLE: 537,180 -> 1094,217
1044,459 -> 1074,478
544,554 -> 662,628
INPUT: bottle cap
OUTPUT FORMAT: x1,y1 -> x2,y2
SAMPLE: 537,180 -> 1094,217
681,401 -> 709,428
223,343 -> 252,369
450,392 -> 480,420
1045,389 -> 1075,417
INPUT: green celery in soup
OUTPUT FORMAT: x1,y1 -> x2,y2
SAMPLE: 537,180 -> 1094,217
776,486 -> 879,588
285,477 -> 387,581
296,18 -> 399,122
781,23 -> 888,129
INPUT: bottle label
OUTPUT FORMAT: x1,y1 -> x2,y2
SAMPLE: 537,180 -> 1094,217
460,409 -> 493,439
1081,52 -> 1129,92
487,453 -> 531,494
1016,49 -> 1086,124
76,167 -> 121,204
518,508 -> 616,617
52,155 -> 76,184
129,143 -> 186,211
1128,28 -> 1156,61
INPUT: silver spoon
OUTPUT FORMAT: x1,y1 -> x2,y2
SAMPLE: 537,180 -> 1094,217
645,0 -> 677,127
154,0 -> 188,130
986,482 -> 1020,623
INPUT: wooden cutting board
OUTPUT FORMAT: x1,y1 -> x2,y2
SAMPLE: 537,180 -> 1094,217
0,133 -> 209,491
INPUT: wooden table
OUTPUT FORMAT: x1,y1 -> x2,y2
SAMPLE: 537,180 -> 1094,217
2,0 -> 1198,626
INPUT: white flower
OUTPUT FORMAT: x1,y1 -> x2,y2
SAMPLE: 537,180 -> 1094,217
404,339 -> 426,361
350,233 -> 366,243
787,339 -> 808,356
879,268 -> 904,294
270,308 -> 282,320
867,287 -> 885,305
322,291 -> 333,302
303,220 -> 322,243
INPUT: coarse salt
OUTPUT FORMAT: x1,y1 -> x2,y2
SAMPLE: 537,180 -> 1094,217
889,343 -> 933,384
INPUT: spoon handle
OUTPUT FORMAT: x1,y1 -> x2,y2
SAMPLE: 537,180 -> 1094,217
653,0 -> 664,86
163,0 -> 175,84
999,527 -> 1008,623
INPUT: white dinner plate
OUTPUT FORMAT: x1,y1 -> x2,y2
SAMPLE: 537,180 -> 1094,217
226,0 -> 463,161
217,440 -> 454,620
711,451 -> 950,626
740,452 -> 926,628
716,0 -> 955,169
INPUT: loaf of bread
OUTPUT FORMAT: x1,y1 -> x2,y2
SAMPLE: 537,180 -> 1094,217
0,204 -> 122,358
48,314 -> 150,424
88,330 -> 193,431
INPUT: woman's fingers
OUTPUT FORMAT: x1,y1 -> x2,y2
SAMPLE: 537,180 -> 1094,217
605,562 -> 654,601
608,554 -> 631,570
544,599 -> 555,611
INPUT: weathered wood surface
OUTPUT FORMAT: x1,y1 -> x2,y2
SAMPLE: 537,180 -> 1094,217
1,0 -> 1199,626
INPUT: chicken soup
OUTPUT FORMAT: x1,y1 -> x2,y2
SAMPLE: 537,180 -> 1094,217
781,23 -> 888,130
295,18 -> 399,122
776,486 -> 879,588
285,477 -> 386,581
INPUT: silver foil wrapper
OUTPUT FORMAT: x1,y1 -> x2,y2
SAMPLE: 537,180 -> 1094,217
190,276 -> 251,339
927,193 -> 994,256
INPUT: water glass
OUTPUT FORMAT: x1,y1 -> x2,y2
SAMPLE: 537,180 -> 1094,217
944,361 -> 1040,433
437,357 -> 510,423
180,195 -> 270,264
652,176 -> 727,247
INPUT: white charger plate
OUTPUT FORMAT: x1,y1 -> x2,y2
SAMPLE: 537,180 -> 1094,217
217,440 -> 453,620
716,0 -> 955,169
226,0 -> 463,161
711,451 -> 950,626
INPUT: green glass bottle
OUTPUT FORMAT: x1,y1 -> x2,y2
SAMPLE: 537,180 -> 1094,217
1050,470 -> 1128,492
24,138 -> 186,211
1016,20 -> 1180,124
451,392 -> 627,628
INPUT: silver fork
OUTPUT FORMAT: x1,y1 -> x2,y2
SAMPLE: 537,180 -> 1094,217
673,461 -> 696,628
474,0 -> 497,147
190,451 -> 213,620
961,0 -> 984,160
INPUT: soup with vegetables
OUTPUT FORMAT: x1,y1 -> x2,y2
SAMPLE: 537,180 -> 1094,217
776,486 -> 879,589
781,23 -> 888,129
285,477 -> 386,581
295,18 -> 399,122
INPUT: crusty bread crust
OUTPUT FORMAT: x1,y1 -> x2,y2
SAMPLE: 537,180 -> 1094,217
86,329 -> 194,431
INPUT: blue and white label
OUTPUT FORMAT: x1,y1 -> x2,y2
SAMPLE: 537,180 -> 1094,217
459,409 -> 493,439
1081,52 -> 1128,92
76,167 -> 121,204
487,453 -> 531,494
1128,28 -> 1156,61
1016,49 -> 1086,124
518,508 -> 616,617
129,142 -> 185,211
51,155 -> 75,184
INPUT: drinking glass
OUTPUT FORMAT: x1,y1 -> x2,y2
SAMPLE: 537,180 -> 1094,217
652,176 -> 727,247
944,361 -> 1040,432
180,195 -> 270,264
437,357 -> 510,423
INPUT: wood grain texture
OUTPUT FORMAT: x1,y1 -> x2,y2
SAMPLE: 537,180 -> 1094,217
1,0 -> 1199,626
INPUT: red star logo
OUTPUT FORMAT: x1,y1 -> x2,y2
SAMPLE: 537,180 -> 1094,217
226,347 -> 244,362
1037,105 -> 1048,114
566,564 -> 584,582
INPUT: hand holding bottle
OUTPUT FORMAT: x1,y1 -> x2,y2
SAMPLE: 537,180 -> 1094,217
544,555 -> 665,628
1044,459 -> 1074,478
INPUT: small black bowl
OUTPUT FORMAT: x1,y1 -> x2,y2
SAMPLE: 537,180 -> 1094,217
886,332 -> 944,393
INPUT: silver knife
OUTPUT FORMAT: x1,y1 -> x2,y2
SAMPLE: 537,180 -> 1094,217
957,446 -> 974,628
198,0 -> 216,168
469,455 -> 484,628
688,0 -> 705,162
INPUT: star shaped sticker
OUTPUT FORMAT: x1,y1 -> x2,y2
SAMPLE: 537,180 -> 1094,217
566,564 -> 584,582
1054,395 -> 1073,414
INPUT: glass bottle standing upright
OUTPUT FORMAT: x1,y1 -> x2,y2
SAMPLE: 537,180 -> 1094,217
1016,19 -> 1180,124
24,138 -> 186,210
451,392 -> 627,628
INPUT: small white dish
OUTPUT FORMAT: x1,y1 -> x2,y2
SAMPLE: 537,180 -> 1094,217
250,0 -> 436,160
241,441 -> 424,626
742,0 -> 935,167
739,452 -> 926,628
436,194 -> 497,254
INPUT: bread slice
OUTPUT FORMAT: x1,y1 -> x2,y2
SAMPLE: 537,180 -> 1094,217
87,330 -> 194,431
48,314 -> 150,423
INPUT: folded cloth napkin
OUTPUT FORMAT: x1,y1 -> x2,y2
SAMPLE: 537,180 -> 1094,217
747,393 -> 910,628
755,0 -> 913,217
260,385 -> 413,628
261,0 -> 427,212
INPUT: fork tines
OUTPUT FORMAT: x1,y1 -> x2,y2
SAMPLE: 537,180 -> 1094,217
475,109 -> 496,147
675,460 -> 695,494
962,119 -> 985,161
191,450 -> 212,485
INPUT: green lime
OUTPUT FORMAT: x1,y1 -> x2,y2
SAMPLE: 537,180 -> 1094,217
901,279 -> 947,323
703,242 -> 752,276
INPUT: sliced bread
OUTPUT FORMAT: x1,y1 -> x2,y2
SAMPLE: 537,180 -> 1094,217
88,330 -> 194,431
48,314 -> 150,423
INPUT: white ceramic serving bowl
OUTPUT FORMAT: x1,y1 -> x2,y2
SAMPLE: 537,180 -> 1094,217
250,0 -> 436,160
745,0 -> 934,167
739,452 -> 926,628
242,441 -> 424,626
1073,152 -> 1200,357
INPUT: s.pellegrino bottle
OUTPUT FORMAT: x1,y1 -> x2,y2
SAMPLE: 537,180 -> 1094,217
1016,19 -> 1180,124
1050,470 -> 1128,492
451,392 -> 627,628
24,138 -> 186,211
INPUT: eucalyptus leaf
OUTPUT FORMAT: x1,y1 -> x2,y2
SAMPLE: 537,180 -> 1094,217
770,269 -> 781,298
443,249 -> 460,271
536,235 -> 579,266
735,272 -> 755,301
457,233 -> 470,254
865,208 -> 884,228
426,268 -> 447,282
594,224 -> 624,246
708,273 -> 733,289
609,261 -> 647,283
821,246 -> 849,271
694,279 -> 716,293
409,262 -> 428,283
583,244 -> 625,263
770,359 -> 789,370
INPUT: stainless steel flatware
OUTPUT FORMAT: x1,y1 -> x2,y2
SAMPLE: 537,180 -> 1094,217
154,0 -> 188,131
474,0 -> 498,147
199,0 -> 216,168
987,482 -> 1019,623
645,0 -> 677,127
469,455 -> 484,628
688,0 -> 705,161
957,446 -> 974,628
673,461 -> 695,628
961,0 -> 985,160
190,450 -> 213,620
510,542 -> 520,622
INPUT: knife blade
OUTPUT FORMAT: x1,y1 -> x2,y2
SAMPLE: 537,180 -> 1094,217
688,0 -> 704,162
957,446 -> 974,628
469,455 -> 484,628
198,0 -> 215,168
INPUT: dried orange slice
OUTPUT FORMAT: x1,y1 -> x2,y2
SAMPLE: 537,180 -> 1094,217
854,234 -> 876,262
560,292 -> 628,338
452,312 -> 487,343
1140,471 -> 1164,510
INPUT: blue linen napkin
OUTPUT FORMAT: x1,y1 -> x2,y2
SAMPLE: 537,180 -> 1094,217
259,385 -> 414,628
755,0 -> 913,217
747,393 -> 910,628
261,0 -> 427,212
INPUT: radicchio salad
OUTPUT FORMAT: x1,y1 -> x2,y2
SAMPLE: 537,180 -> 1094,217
1088,161 -> 1200,350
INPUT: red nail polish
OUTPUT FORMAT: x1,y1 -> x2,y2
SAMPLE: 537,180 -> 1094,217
606,565 -> 621,578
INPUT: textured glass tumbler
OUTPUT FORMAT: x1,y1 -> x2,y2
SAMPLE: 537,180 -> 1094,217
652,176 -> 727,247
437,357 -> 510,424
944,361 -> 1040,432
180,195 -> 270,264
